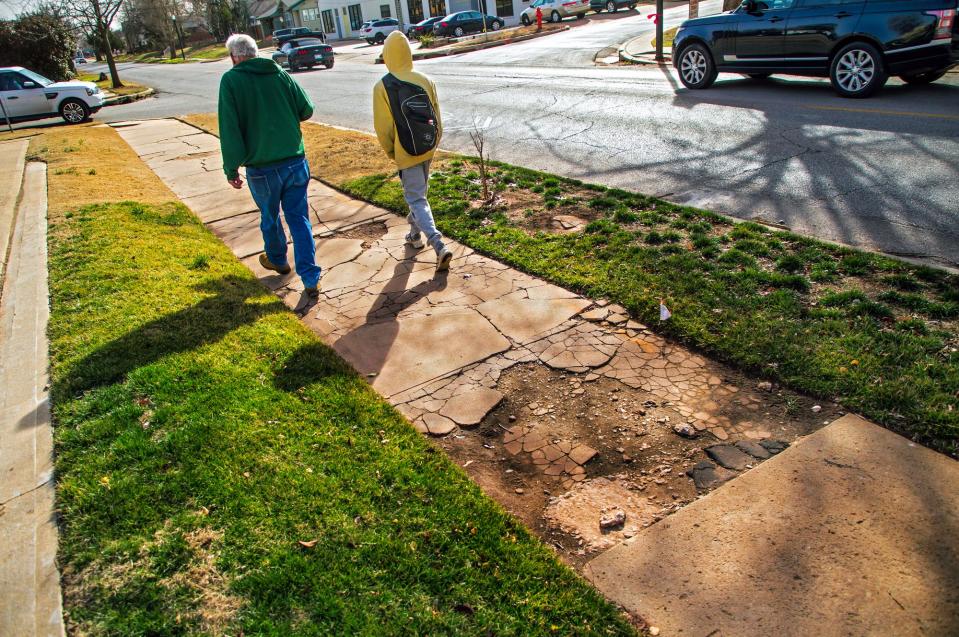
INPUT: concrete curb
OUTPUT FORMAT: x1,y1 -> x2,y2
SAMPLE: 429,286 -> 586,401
618,37 -> 670,65
103,88 -> 156,106
376,26 -> 570,63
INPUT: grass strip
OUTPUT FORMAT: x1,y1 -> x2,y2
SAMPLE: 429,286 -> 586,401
76,73 -> 150,97
182,114 -> 959,457
35,125 -> 637,634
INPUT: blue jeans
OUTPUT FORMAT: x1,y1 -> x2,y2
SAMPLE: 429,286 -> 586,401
246,156 -> 321,288
400,161 -> 445,255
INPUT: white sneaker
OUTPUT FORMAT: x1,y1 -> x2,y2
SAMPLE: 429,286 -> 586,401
405,233 -> 425,250
436,247 -> 453,272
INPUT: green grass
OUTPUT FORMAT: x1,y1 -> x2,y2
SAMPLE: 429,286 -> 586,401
49,200 -> 636,635
336,160 -> 959,457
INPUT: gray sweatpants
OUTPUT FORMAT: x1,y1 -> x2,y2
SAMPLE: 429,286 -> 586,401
399,160 -> 445,255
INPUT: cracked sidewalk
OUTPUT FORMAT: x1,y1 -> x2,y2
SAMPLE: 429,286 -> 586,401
112,118 -> 959,636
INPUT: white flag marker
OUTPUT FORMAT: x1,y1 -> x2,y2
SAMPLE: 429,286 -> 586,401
659,300 -> 671,321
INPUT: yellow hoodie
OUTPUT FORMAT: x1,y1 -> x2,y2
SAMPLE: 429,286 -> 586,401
373,32 -> 442,170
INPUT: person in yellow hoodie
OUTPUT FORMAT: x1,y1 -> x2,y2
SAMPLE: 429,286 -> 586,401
373,32 -> 452,271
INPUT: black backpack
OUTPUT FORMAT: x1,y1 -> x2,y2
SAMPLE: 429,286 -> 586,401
382,73 -> 438,156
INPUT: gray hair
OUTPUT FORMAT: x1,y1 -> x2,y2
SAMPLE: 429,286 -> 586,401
226,34 -> 258,60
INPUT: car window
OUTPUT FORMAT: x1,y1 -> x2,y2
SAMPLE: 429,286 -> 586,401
469,11 -> 483,18
281,42 -> 292,51
758,0 -> 796,9
0,72 -> 22,91
18,69 -> 52,87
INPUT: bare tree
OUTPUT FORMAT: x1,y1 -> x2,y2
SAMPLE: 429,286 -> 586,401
469,125 -> 496,209
65,0 -> 124,87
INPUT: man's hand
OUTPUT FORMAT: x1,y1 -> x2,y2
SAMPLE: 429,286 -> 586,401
228,176 -> 244,189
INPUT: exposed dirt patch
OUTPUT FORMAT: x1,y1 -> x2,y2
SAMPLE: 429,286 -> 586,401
334,220 -> 389,247
438,362 -> 839,568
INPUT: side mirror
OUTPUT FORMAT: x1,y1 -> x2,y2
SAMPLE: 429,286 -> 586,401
22,81 -> 38,89
743,0 -> 758,12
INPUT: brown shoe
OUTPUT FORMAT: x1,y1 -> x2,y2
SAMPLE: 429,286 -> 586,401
259,253 -> 291,275
304,286 -> 320,299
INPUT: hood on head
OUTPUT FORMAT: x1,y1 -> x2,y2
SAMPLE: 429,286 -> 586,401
234,57 -> 282,74
383,31 -> 413,73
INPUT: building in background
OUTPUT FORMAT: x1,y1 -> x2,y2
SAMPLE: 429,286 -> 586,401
273,0 -> 528,41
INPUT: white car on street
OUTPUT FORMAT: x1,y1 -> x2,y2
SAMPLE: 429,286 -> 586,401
362,18 -> 400,44
520,0 -> 590,25
0,67 -> 103,125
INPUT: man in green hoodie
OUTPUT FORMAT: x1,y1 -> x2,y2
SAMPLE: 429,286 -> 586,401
218,33 -> 321,297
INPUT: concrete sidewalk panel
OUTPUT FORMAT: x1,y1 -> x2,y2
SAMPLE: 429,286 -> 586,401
0,138 -> 28,285
0,162 -> 64,635
584,414 -> 959,637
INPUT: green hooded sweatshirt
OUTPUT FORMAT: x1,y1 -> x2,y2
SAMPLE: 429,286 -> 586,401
217,57 -> 314,180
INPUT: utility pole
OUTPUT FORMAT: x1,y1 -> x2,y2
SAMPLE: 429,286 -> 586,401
654,0 -> 664,61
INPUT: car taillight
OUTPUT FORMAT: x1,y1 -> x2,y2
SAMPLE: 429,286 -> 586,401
563,1 -> 577,5
440,21 -> 447,26
298,49 -> 310,55
930,9 -> 955,40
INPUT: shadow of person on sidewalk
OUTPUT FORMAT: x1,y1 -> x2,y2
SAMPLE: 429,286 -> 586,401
55,275 -> 286,399
275,247 -> 447,393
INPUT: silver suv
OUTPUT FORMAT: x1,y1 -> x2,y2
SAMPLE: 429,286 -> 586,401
0,67 -> 103,124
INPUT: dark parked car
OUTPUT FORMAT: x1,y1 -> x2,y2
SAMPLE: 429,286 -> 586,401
433,11 -> 504,37
272,38 -> 334,71
589,0 -> 636,13
672,0 -> 959,98
407,16 -> 444,39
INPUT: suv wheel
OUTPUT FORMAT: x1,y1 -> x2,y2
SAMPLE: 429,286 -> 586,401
551,10 -> 561,22
453,26 -> 465,37
375,32 -> 386,44
60,98 -> 90,124
606,0 -> 616,12
677,43 -> 717,90
900,69 -> 947,85
830,42 -> 887,98
522,14 -> 531,25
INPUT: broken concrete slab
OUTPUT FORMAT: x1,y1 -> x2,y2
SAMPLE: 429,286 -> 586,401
332,310 -> 510,397
476,291 -> 590,344
586,415 -> 959,637
705,444 -> 754,471
439,387 -> 504,426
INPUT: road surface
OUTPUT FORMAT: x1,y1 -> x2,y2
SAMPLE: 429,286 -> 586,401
79,2 -> 959,267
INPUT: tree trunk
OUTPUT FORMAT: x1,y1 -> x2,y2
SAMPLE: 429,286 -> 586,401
723,0 -> 741,10
99,20 -> 123,88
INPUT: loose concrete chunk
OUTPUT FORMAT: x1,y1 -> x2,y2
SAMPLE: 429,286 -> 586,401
760,439 -> 790,454
686,460 -> 736,491
735,440 -> 771,460
705,444 -> 753,471
569,444 -> 598,466
439,387 -> 504,426
422,413 -> 456,436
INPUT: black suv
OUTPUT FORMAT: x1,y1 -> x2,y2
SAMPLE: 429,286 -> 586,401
673,0 -> 958,97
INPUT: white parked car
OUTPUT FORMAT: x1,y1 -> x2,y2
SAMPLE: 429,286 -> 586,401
0,67 -> 103,124
520,0 -> 590,25
362,18 -> 400,44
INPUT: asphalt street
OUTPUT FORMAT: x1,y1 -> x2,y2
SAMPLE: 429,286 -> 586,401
82,2 -> 959,267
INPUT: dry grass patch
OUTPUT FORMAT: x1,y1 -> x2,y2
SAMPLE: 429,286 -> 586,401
27,124 -> 175,216
181,115 -> 446,185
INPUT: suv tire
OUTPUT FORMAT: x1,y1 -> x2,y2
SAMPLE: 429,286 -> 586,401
551,10 -> 561,22
606,1 -> 616,12
677,43 -> 717,90
900,69 -> 947,85
375,32 -> 386,44
830,41 -> 887,98
60,98 -> 90,124
522,14 -> 531,25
